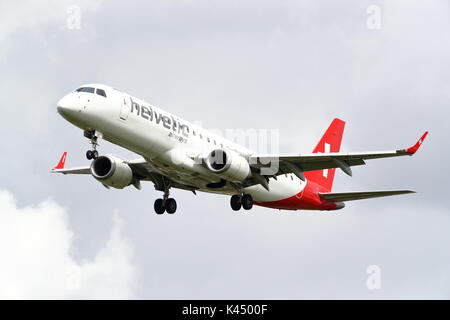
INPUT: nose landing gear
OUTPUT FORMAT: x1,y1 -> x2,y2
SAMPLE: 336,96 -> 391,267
84,130 -> 100,160
86,149 -> 99,160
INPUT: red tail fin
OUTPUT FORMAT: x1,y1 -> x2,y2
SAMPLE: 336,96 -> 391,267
54,152 -> 67,170
304,118 -> 345,192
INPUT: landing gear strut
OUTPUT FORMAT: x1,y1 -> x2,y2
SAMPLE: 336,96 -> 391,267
230,194 -> 253,211
154,188 -> 177,215
84,130 -> 99,160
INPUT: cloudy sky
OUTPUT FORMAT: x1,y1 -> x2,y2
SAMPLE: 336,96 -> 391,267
0,0 -> 448,299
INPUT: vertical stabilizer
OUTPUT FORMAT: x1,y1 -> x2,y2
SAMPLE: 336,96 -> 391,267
304,118 -> 345,192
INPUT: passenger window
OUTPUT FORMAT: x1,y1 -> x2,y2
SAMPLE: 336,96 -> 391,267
96,89 -> 107,97
76,87 -> 95,93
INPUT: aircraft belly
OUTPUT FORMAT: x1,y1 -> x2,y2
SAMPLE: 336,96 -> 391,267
244,175 -> 305,202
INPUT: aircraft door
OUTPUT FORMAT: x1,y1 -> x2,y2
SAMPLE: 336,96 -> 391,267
120,94 -> 130,120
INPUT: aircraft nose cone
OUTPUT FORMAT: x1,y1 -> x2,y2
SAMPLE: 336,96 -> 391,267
56,104 -> 67,115
57,94 -> 80,117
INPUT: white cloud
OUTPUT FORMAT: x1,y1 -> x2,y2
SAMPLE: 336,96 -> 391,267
0,189 -> 137,299
0,0 -> 104,58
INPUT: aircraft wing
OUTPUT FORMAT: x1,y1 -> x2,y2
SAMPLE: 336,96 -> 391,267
319,190 -> 415,202
50,153 -> 197,192
51,166 -> 91,174
50,152 -> 90,174
249,132 -> 428,179
50,152 -> 151,176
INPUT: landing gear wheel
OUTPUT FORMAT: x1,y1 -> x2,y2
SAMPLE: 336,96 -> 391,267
242,194 -> 253,210
154,198 -> 165,215
230,195 -> 242,211
165,198 -> 177,214
84,130 -> 100,160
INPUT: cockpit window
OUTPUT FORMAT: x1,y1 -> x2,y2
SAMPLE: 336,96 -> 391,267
76,87 -> 95,93
96,89 -> 107,97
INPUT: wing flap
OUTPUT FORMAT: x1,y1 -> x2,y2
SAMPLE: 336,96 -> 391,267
319,190 -> 415,202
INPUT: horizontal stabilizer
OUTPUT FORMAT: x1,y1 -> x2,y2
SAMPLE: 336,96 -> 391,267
51,167 -> 91,174
51,152 -> 91,174
319,190 -> 415,202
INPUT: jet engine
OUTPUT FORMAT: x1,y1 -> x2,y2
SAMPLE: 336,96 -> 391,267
205,149 -> 251,182
90,155 -> 133,189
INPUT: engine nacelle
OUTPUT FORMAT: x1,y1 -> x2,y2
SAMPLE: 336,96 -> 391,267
90,155 -> 133,189
205,149 -> 251,182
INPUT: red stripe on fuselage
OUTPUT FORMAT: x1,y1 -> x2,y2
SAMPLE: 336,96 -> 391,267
253,180 -> 341,211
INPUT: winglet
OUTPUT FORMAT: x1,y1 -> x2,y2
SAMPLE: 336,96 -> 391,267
54,152 -> 68,170
406,131 -> 428,154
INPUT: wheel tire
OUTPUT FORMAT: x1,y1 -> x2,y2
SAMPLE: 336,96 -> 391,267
154,198 -> 165,215
86,150 -> 93,160
242,194 -> 253,210
165,198 -> 177,214
92,150 -> 99,159
230,195 -> 242,211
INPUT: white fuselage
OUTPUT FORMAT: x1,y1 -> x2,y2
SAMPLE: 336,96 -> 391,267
57,84 -> 304,202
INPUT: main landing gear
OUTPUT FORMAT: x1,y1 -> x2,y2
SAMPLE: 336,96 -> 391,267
230,194 -> 253,211
154,189 -> 177,215
84,130 -> 99,160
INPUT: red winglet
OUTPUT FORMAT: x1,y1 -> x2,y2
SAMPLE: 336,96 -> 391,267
54,152 -> 67,169
407,131 -> 428,154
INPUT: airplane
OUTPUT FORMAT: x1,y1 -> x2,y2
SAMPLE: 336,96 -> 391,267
52,83 -> 428,214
